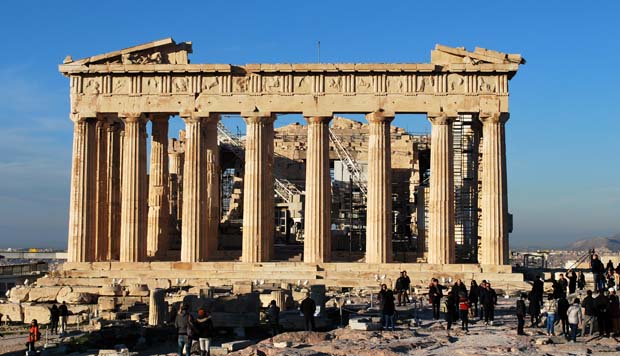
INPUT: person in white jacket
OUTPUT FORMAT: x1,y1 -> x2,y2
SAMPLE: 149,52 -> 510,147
567,298 -> 583,342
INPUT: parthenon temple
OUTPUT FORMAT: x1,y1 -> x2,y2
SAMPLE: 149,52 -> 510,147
57,38 -> 525,287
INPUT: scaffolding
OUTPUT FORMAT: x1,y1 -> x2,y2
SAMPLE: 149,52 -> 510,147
217,122 -> 301,204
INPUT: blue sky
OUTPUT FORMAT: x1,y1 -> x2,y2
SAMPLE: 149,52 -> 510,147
0,1 -> 618,249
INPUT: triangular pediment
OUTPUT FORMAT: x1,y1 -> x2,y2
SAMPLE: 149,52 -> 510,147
432,44 -> 525,65
64,38 -> 193,65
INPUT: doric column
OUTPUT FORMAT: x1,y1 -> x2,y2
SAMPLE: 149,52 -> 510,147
67,116 -> 97,262
480,113 -> 509,265
168,138 -> 184,249
94,117 -> 109,261
304,116 -> 332,263
106,121 -> 121,260
204,115 -> 221,259
147,114 -> 170,258
427,113 -> 456,264
241,113 -> 275,263
180,115 -> 207,262
365,111 -> 394,264
119,113 -> 148,262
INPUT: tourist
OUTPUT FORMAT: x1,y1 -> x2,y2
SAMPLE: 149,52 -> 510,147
594,290 -> 610,337
468,280 -> 479,318
451,279 -> 467,321
174,304 -> 192,356
557,274 -> 568,298
395,271 -> 411,306
266,300 -> 280,337
429,279 -> 443,320
528,290 -> 541,327
49,304 -> 60,335
300,292 -> 316,331
567,270 -> 577,294
614,270 -> 620,292
516,293 -> 527,335
567,298 -> 582,343
194,307 -> 214,356
557,295 -> 570,336
459,293 -> 469,332
482,282 -> 497,326
0,312 -> 3,337
27,319 -> 40,352
543,295 -> 558,336
581,290 -> 597,336
381,287 -> 396,331
591,254 -> 605,292
608,289 -> 620,336
445,290 -> 456,331
577,271 -> 586,291
606,260 -> 615,274
533,275 -> 544,306
478,280 -> 487,321
59,301 -> 69,336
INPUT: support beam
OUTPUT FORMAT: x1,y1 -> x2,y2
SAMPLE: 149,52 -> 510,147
304,116 -> 332,263
241,113 -> 275,263
365,111 -> 394,264
480,113 -> 509,265
427,113 -> 456,264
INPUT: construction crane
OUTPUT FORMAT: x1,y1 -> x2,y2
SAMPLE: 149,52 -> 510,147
217,122 -> 301,204
328,128 -> 367,198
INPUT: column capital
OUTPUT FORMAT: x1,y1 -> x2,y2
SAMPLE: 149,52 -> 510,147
305,116 -> 331,125
427,112 -> 457,125
204,113 -> 221,125
479,112 -> 509,125
242,113 -> 276,125
119,113 -> 145,124
70,112 -> 97,123
366,110 -> 395,124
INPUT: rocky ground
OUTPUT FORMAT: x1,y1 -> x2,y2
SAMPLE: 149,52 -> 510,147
2,297 -> 619,355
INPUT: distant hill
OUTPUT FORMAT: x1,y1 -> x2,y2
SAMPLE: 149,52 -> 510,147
568,236 -> 620,252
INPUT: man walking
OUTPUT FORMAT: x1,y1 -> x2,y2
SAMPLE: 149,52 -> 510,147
567,298 -> 583,342
396,271 -> 411,306
429,278 -> 443,320
59,301 -> 69,336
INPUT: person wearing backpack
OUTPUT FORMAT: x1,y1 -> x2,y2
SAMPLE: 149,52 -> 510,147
194,308 -> 214,356
27,319 -> 40,353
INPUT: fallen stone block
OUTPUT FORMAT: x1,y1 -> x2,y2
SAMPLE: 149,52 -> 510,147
222,340 -> 254,352
8,287 -> 31,303
273,341 -> 292,348
23,304 -> 52,324
28,287 -> 62,302
98,297 -> 117,311
0,302 -> 23,323
233,281 -> 253,295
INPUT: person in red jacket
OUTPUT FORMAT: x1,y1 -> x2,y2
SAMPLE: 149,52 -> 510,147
27,319 -> 40,352
459,295 -> 470,332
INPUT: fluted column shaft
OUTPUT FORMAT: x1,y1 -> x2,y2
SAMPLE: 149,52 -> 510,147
365,111 -> 394,264
147,115 -> 170,258
427,113 -> 455,264
204,115 -> 221,259
242,114 -> 275,263
304,116 -> 332,263
67,117 -> 97,262
480,113 -> 509,265
119,114 -> 148,262
94,118 -> 109,261
181,116 -> 207,262
106,122 -> 121,260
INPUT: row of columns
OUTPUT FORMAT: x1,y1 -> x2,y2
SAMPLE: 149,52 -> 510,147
67,111 -> 509,265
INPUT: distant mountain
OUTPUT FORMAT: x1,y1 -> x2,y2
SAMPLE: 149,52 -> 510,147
567,236 -> 620,252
